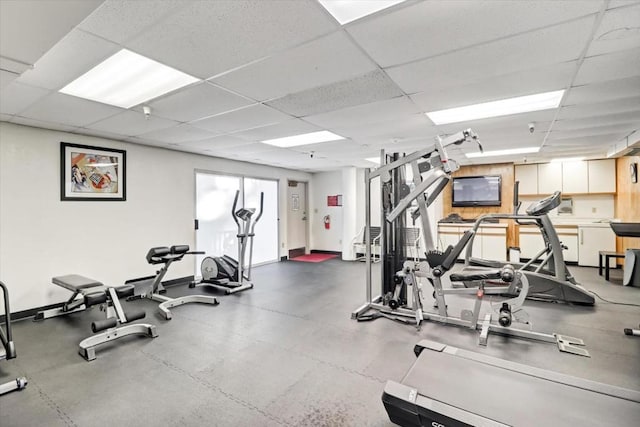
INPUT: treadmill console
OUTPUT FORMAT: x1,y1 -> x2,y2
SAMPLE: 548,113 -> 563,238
526,191 -> 561,216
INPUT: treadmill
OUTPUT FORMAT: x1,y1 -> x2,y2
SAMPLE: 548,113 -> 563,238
383,340 -> 640,427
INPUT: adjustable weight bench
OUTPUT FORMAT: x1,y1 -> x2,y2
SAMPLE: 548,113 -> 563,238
35,274 -> 158,361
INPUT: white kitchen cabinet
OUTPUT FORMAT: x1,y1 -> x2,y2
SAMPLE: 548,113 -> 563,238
515,164 -> 538,195
578,226 -> 616,267
518,228 -> 546,259
482,234 -> 507,262
437,224 -> 506,261
588,159 -> 616,193
537,162 -> 563,195
556,229 -> 578,263
562,161 -> 589,194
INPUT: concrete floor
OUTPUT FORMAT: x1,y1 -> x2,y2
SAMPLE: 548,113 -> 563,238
1,260 -> 639,426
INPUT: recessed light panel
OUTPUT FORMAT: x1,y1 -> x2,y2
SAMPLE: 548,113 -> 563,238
426,90 -> 565,125
466,147 -> 540,158
318,0 -> 406,25
365,157 -> 381,164
261,131 -> 344,147
60,49 -> 199,109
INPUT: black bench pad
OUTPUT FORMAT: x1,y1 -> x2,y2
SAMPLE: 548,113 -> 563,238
53,274 -> 104,291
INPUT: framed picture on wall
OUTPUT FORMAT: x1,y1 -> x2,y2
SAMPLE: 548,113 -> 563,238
60,142 -> 126,201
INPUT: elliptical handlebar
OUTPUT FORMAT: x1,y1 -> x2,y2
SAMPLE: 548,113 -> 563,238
231,190 -> 241,230
249,192 -> 264,235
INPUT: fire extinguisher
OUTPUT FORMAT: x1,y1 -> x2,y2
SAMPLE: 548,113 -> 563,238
323,215 -> 331,230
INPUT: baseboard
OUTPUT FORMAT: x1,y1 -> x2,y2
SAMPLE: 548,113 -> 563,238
2,275 -> 195,321
280,256 -> 288,261
310,250 -> 342,256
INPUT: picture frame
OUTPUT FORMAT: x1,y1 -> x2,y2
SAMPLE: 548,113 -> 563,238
60,142 -> 126,201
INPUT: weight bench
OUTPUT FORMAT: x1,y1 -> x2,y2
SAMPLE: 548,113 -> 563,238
35,274 -> 158,361
127,245 -> 219,320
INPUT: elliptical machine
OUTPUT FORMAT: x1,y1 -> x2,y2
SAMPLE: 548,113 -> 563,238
192,190 -> 264,295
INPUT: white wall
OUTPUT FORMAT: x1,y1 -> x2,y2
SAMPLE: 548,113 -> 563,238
520,194 -> 615,221
0,123 -> 311,312
309,170 -> 343,252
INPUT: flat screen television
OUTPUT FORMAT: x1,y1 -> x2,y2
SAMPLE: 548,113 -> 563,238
452,175 -> 502,207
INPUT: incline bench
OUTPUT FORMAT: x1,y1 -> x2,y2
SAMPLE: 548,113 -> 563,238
35,274 -> 158,361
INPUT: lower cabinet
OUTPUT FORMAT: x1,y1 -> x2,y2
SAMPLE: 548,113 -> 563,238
578,226 -> 616,267
437,225 -> 507,262
518,225 -> 578,263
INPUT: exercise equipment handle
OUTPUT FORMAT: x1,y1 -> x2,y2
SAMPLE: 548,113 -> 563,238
0,281 -> 15,356
254,192 -> 264,224
231,190 -> 241,230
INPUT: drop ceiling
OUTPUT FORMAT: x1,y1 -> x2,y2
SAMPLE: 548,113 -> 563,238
1,0 -> 639,172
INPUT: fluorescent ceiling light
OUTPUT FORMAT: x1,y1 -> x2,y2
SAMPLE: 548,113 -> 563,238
551,157 -> 584,163
365,157 -> 381,164
318,0 -> 406,25
426,90 -> 565,125
60,49 -> 199,109
466,147 -> 539,158
261,131 -> 344,148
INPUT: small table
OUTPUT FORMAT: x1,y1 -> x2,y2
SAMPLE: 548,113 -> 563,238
598,251 -> 625,281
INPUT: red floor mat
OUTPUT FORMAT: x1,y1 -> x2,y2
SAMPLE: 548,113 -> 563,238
290,253 -> 339,263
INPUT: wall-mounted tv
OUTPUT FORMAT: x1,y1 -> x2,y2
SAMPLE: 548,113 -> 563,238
452,175 -> 502,207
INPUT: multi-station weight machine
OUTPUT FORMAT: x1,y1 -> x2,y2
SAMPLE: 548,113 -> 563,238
351,129 -> 588,355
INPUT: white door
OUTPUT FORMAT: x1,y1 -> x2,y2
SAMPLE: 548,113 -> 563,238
287,181 -> 307,256
195,173 -> 279,274
195,173 -> 241,270
243,177 -> 279,265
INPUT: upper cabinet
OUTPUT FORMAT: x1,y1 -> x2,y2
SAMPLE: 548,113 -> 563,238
515,164 -> 538,195
588,159 -> 616,193
537,162 -> 562,194
561,161 -> 589,194
514,159 -> 616,196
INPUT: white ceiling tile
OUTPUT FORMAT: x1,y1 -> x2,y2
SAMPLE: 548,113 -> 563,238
15,29 -> 120,90
557,96 -> 640,119
84,110 -> 180,136
0,70 -> 18,89
387,16 -> 595,94
0,82 -> 50,115
333,114 -> 436,145
566,76 -> 640,105
78,0 -> 188,44
180,135 -> 254,150
230,119 -> 322,142
304,96 -> 419,129
72,127 -> 127,141
267,70 -> 403,117
588,4 -> 640,56
127,0 -> 338,79
137,123 -> 218,143
348,0 -> 601,67
411,61 -> 576,112
607,0 -> 640,9
9,115 -> 79,133
548,123 -> 639,140
147,82 -> 252,122
0,0 -> 102,66
574,47 -> 640,85
19,92 -> 123,127
190,104 -> 292,134
545,133 -> 629,146
211,31 -> 377,101
553,111 -> 640,130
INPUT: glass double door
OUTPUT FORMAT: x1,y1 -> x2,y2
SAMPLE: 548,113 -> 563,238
195,172 -> 278,274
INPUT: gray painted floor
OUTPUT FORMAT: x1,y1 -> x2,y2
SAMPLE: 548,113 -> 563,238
1,260 -> 639,426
